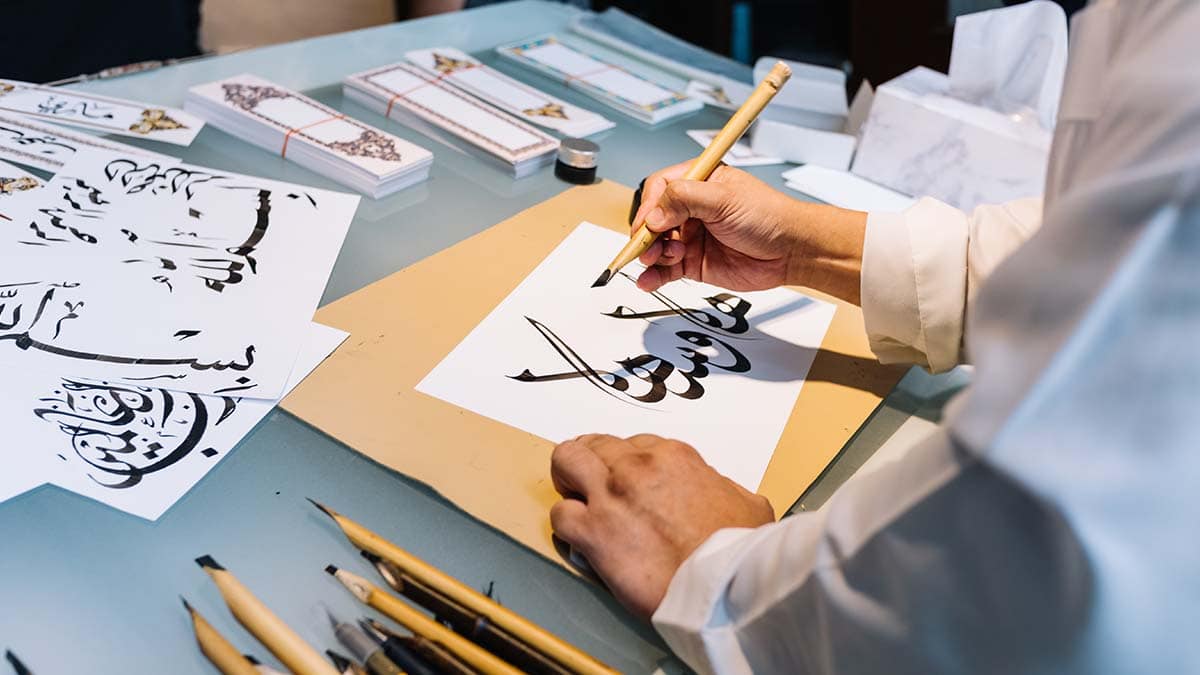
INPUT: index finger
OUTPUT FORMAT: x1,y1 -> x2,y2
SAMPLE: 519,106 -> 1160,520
632,161 -> 694,232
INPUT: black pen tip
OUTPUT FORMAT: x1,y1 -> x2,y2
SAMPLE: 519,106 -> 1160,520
195,555 -> 224,571
591,269 -> 612,288
244,655 -> 261,665
325,564 -> 339,576
307,497 -> 336,519
360,550 -> 382,564
327,650 -> 352,670
181,596 -> 194,612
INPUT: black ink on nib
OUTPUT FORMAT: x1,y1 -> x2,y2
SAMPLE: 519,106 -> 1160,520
195,555 -> 224,570
307,497 -> 335,519
181,596 -> 194,612
325,564 -> 339,576
6,651 -> 31,675
591,269 -> 613,288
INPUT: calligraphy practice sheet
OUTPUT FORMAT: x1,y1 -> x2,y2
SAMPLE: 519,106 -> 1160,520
0,112 -> 175,173
0,322 -> 347,519
186,74 -> 433,197
344,63 -> 558,177
404,47 -> 614,138
0,149 -> 358,398
418,223 -> 836,490
496,36 -> 702,125
0,79 -> 203,146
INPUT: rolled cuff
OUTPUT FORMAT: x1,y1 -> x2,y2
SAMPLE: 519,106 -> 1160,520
861,197 -> 970,373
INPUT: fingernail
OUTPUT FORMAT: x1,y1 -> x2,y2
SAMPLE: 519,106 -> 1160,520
645,207 -> 665,228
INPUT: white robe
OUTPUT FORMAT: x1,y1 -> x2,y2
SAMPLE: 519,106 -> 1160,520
652,1 -> 1200,672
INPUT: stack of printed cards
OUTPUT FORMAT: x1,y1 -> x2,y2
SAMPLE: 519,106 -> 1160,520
0,79 -> 203,146
344,63 -> 559,178
495,36 -> 701,125
0,157 -> 44,220
404,47 -> 614,138
0,112 -> 174,173
185,74 -> 433,198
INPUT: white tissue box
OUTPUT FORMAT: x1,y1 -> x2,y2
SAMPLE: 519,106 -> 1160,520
750,120 -> 856,171
850,67 -> 1051,211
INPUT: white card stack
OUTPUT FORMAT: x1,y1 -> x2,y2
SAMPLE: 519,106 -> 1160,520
403,47 -> 614,138
344,63 -> 559,178
495,36 -> 701,125
185,74 -> 433,198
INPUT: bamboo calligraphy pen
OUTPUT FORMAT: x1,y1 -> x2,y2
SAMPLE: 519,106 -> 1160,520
361,550 -> 570,675
310,499 -> 618,675
591,60 -> 793,288
196,556 -> 341,675
182,597 -> 260,675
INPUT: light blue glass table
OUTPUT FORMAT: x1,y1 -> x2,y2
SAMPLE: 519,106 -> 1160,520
0,3 -> 965,672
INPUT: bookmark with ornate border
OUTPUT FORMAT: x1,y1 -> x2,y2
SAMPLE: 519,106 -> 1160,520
0,79 -> 202,146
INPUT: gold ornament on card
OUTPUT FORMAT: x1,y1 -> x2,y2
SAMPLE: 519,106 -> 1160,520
523,103 -> 568,119
0,176 -> 40,194
432,52 -> 472,74
129,108 -> 188,135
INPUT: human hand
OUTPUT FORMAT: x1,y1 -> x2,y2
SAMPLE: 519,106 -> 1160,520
549,434 -> 775,619
631,161 -> 868,304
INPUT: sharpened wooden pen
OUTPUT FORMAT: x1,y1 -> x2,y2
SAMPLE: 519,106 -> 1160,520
361,551 -> 571,675
310,499 -> 618,675
4,650 -> 32,675
326,565 -> 523,675
182,597 -> 260,675
196,556 -> 340,675
591,60 -> 793,288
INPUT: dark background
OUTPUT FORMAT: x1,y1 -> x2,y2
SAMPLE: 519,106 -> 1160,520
0,0 -> 1085,86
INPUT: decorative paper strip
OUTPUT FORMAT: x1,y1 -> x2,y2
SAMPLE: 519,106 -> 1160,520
0,112 -> 175,173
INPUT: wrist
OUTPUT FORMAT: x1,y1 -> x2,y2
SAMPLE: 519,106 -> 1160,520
783,200 -> 867,305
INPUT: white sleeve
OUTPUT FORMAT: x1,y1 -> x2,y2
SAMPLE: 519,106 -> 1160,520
859,197 -> 1043,372
651,427 -> 1088,675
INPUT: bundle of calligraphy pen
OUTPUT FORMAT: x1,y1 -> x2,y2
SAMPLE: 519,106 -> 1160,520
185,74 -> 434,198
184,500 -> 618,675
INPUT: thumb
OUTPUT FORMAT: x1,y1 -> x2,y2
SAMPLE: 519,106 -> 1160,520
643,179 -> 734,234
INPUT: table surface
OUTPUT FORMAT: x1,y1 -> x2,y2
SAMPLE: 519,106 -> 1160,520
0,3 -> 965,672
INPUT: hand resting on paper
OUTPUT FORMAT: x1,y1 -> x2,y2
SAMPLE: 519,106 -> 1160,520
550,433 -> 775,619
633,161 -> 868,304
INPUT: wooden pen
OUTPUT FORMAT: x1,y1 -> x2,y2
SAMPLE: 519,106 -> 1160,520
310,500 -> 617,675
591,60 -> 793,287
4,650 -> 32,675
182,597 -> 260,675
361,550 -> 570,675
326,565 -> 523,675
196,556 -> 340,675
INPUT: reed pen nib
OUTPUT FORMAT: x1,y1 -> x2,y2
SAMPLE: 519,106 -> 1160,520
591,269 -> 612,288
195,555 -> 224,571
181,596 -> 194,612
307,497 -> 337,519
244,655 -> 261,666
327,650 -> 352,670
325,564 -> 339,576
325,605 -> 342,630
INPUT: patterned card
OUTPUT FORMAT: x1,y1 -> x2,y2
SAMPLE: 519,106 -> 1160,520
496,36 -> 701,124
186,74 -> 433,182
0,79 -> 202,146
344,63 -> 558,168
0,112 -> 175,173
0,157 -> 44,220
404,47 -> 613,137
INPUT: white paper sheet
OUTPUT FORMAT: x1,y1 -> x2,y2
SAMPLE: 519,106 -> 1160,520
0,149 -> 357,399
783,165 -> 917,213
0,79 -> 203,146
418,223 -> 836,490
0,322 -> 347,519
404,48 -> 614,138
686,129 -> 784,167
0,112 -> 176,173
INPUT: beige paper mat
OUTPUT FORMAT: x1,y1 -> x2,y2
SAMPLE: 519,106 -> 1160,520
283,180 -> 905,563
